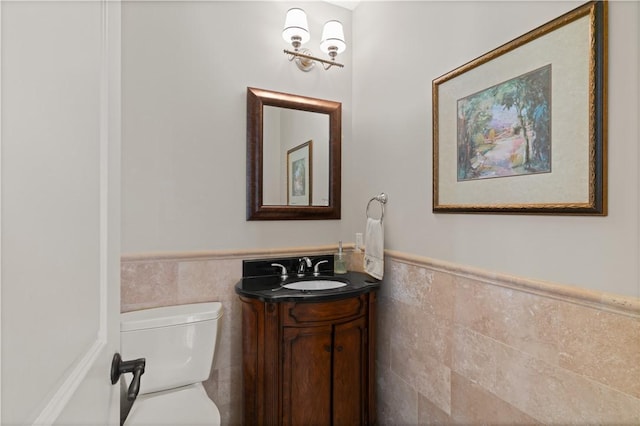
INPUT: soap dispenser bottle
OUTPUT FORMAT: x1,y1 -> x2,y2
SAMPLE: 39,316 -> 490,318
334,241 -> 347,274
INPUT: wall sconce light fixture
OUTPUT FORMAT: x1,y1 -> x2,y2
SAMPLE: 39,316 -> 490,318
282,8 -> 345,71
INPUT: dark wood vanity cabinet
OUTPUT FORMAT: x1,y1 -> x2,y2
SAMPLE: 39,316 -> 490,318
240,292 -> 377,425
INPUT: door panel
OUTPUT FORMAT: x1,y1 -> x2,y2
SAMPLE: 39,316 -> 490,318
282,326 -> 332,426
1,0 -> 121,424
333,317 -> 367,425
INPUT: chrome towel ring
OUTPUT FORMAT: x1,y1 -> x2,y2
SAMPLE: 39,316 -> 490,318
366,193 -> 388,222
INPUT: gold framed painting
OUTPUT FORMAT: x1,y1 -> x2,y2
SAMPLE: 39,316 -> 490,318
433,1 -> 607,215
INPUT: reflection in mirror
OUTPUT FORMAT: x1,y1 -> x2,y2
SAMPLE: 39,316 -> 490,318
263,107 -> 329,206
247,87 -> 341,220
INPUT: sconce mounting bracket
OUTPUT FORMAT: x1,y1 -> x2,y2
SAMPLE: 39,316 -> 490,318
284,49 -> 344,71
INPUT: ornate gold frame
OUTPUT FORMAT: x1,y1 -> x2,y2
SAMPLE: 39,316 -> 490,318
432,1 -> 607,215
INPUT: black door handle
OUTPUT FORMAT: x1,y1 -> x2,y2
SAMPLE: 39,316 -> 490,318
111,353 -> 146,401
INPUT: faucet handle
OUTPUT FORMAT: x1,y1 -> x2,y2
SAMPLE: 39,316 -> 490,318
271,263 -> 288,279
313,260 -> 329,276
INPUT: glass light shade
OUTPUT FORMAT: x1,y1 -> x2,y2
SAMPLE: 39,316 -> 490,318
320,20 -> 346,54
282,8 -> 310,45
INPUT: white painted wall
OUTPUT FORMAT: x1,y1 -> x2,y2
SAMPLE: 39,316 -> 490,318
349,1 -> 640,297
121,1 -> 352,253
122,1 -> 639,298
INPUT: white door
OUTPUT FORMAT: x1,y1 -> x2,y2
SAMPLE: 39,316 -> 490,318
1,0 -> 121,424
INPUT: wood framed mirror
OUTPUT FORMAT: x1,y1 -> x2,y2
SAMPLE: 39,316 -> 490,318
247,87 -> 341,220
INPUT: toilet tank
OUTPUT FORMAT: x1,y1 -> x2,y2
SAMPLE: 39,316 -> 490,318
121,302 -> 222,395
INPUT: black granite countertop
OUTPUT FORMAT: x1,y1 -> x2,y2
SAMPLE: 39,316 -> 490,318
235,270 -> 380,302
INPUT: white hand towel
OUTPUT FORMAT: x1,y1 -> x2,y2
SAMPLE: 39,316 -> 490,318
364,217 -> 384,280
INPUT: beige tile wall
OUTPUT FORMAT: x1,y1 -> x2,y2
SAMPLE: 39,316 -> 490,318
121,255 -> 244,424
378,252 -> 640,425
121,247 -> 640,425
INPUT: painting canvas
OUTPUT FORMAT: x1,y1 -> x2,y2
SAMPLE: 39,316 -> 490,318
457,65 -> 551,181
291,158 -> 306,196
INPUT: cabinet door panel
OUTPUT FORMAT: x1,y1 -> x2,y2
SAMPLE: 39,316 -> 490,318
282,326 -> 333,426
333,317 -> 367,425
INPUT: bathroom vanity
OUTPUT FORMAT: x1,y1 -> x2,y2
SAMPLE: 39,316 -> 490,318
235,257 -> 380,425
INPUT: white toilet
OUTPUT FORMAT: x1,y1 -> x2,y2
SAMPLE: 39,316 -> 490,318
120,302 -> 223,425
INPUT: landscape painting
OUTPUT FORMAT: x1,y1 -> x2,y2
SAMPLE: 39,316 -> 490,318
287,140 -> 312,205
457,64 -> 552,181
291,158 -> 306,197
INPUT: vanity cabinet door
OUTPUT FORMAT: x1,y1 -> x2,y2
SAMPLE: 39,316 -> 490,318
333,316 -> 367,425
282,325 -> 333,426
239,292 -> 377,426
282,316 -> 368,426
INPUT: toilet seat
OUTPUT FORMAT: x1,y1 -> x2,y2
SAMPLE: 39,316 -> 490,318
124,383 -> 221,425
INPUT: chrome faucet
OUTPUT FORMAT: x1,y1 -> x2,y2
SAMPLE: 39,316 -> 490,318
297,257 -> 312,277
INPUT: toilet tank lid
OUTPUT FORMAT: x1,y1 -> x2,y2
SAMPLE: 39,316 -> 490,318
121,302 -> 222,332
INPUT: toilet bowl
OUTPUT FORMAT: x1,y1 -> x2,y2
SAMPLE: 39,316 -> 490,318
124,383 -> 220,425
120,302 -> 223,425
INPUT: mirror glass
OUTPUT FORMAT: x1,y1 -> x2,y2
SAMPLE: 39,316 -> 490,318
247,87 -> 341,220
262,107 -> 329,206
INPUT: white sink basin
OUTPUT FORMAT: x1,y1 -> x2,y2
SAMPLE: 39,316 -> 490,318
282,280 -> 347,291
